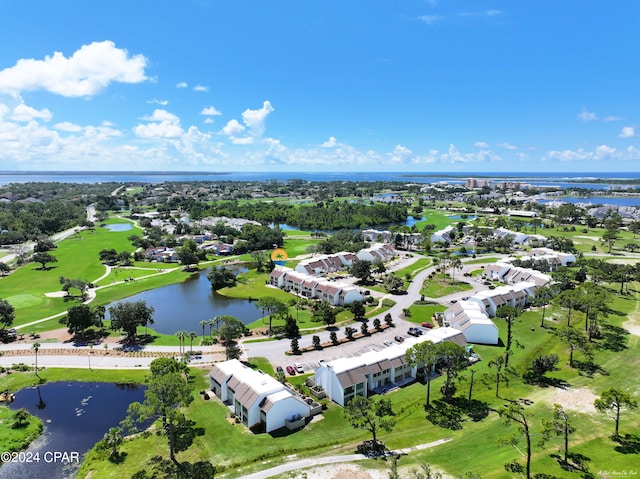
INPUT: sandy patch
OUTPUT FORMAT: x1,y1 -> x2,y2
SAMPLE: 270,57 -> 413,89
548,387 -> 597,414
622,319 -> 640,337
285,464 -> 387,479
44,291 -> 70,298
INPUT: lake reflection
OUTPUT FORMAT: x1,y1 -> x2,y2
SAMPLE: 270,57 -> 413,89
2,382 -> 146,479
106,269 -> 264,335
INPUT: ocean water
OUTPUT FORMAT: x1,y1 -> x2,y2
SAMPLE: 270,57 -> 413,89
1,170 -> 639,188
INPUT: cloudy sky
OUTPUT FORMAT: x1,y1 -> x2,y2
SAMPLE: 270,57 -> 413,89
0,1 -> 639,173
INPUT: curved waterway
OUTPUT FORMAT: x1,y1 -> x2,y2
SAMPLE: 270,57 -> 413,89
2,381 -> 146,479
106,269 -> 264,335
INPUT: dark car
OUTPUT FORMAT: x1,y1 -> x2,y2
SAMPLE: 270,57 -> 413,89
407,327 -> 423,337
276,366 -> 284,375
394,335 -> 405,343
286,365 -> 296,375
421,322 -> 434,329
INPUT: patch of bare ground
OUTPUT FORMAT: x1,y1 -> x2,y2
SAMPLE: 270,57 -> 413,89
544,387 -> 597,414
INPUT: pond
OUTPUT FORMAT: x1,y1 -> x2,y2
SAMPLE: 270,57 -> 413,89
106,269 -> 264,335
3,381 -> 147,479
103,223 -> 132,232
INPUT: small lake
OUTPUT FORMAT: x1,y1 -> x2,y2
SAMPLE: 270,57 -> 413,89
106,269 -> 264,335
3,382 -> 147,479
103,223 -> 132,232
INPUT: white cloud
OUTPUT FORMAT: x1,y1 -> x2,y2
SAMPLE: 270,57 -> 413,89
11,104 -> 52,122
619,126 -> 635,138
474,141 -> 489,148
321,136 -> 338,148
203,118 -> 214,124
147,99 -> 168,106
241,100 -> 274,137
458,10 -> 503,17
497,142 -> 517,150
176,82 -> 188,88
141,109 -> 180,122
193,85 -> 209,92
54,121 -> 83,132
230,136 -> 254,145
134,108 -> 183,139
0,41 -> 148,97
201,106 -> 222,116
390,144 -> 412,162
419,15 -> 442,25
578,107 -> 597,121
603,116 -> 621,122
544,144 -> 640,162
221,119 -> 245,137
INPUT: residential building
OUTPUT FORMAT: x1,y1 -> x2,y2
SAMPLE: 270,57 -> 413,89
209,359 -> 311,433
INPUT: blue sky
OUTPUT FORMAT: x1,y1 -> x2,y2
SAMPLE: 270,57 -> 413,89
0,1 -> 638,173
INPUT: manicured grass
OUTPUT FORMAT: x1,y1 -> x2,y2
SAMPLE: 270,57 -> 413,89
420,279 -> 473,298
414,209 -> 459,231
71,282 -> 640,478
406,302 -> 446,325
217,270 -> 295,302
1,226 -> 137,325
282,237 -> 323,257
463,256 -> 502,265
393,257 -> 432,281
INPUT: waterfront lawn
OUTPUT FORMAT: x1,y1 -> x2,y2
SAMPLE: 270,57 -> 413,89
413,209 -> 458,231
0,406 -> 43,454
217,270 -> 294,302
420,279 -> 473,298
282,236 -> 322,257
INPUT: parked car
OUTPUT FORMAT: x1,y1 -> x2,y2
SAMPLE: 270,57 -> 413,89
286,365 -> 296,375
421,322 -> 434,329
294,362 -> 304,373
407,327 -> 423,337
276,366 -> 284,375
394,335 -> 405,343
383,340 -> 394,346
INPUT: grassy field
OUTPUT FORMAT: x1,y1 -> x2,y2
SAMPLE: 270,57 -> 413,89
0,405 -> 43,455
420,279 -> 474,298
4,280 -> 639,479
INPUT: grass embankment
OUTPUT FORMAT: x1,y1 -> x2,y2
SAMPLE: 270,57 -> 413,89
62,283 -> 640,478
0,406 -> 42,455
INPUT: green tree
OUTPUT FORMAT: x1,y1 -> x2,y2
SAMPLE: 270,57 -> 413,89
126,358 -> 194,466
382,273 -> 405,293
498,402 -> 533,479
32,341 -> 41,377
207,266 -> 236,290
312,335 -> 321,349
350,300 -> 365,320
556,326 -> 591,368
436,341 -> 467,402
32,251 -> 57,269
344,395 -> 396,452
216,315 -> 245,360
350,259 -> 373,283
188,331 -> 197,353
290,337 -> 300,354
540,404 -> 575,465
256,297 -> 288,334
405,340 -> 438,408
12,408 -> 31,429
108,301 -> 155,342
594,388 -> 638,438
102,426 -> 123,459
0,298 -> 15,330
495,305 -> 522,368
61,304 -> 99,339
0,262 -> 10,276
284,316 -> 299,339
532,286 -> 554,327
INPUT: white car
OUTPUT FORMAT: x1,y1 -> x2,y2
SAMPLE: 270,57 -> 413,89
294,362 -> 304,373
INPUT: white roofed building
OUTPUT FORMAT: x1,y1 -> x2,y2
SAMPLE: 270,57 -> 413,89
209,359 -> 311,433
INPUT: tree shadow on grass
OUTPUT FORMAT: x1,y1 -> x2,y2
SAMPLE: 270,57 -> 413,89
573,360 -> 608,378
597,324 -> 629,352
108,451 -> 128,464
614,433 -> 640,454
426,399 -> 464,430
449,397 -> 491,422
550,452 -> 592,474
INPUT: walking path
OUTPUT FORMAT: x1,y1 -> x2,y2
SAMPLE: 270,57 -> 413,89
235,439 -> 451,479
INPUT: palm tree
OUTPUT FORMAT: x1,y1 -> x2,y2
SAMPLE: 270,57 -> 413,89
199,320 -> 207,338
175,331 -> 187,354
188,331 -> 197,353
450,257 -> 463,283
32,341 -> 41,377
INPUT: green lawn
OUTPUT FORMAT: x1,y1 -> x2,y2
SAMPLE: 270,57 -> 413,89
420,279 -> 473,298
0,405 -> 43,454
406,302 -> 447,325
